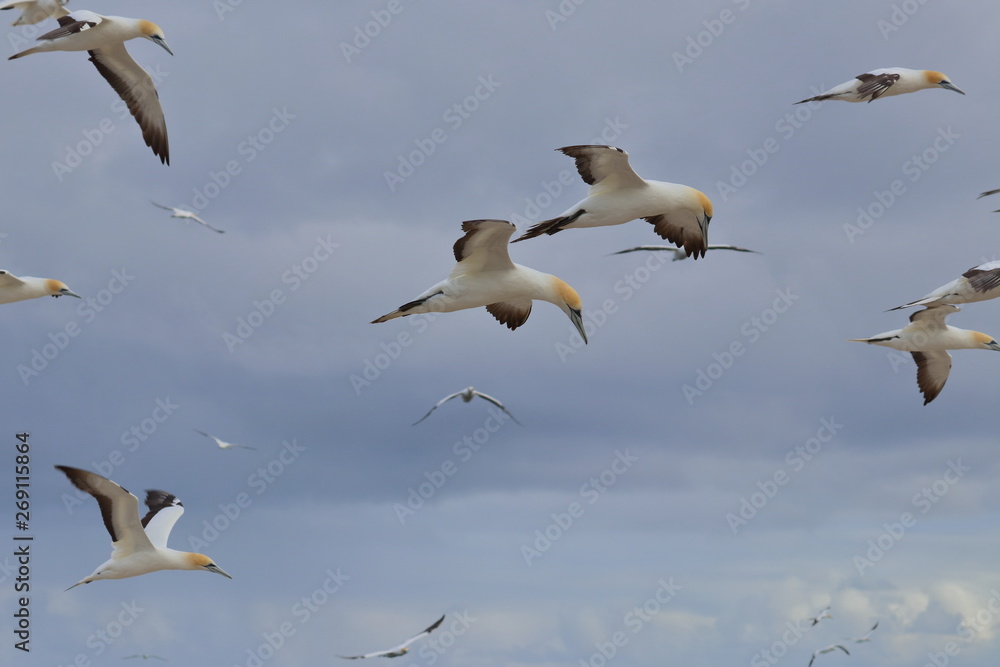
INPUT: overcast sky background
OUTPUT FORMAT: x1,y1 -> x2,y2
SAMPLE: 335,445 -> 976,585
3,1 -> 1000,665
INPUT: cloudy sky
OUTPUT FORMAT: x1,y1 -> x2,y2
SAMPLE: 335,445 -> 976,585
3,1 -> 1000,665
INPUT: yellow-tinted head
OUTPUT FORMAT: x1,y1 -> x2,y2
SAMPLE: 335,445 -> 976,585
46,279 -> 80,298
139,21 -> 174,56
973,331 -> 1000,350
554,277 -> 582,311
924,70 -> 965,94
695,190 -> 713,218
186,553 -> 233,578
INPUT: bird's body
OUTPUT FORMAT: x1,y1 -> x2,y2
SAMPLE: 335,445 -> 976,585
808,645 -> 849,667
795,67 -> 965,104
9,11 -> 173,164
194,430 -> 256,450
609,244 -> 759,261
413,387 -> 522,425
889,261 -> 1000,310
123,655 -> 167,661
339,615 -> 445,659
849,305 -> 1000,404
55,466 -> 232,588
512,145 -> 713,258
372,219 -> 588,342
0,270 -> 79,304
151,201 -> 224,233
806,606 -> 833,627
0,0 -> 67,25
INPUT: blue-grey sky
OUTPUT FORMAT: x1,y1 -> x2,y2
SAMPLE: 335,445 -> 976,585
3,1 -> 1000,666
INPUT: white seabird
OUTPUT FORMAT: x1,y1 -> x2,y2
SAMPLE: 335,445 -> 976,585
609,244 -> 759,261
9,10 -> 173,164
151,201 -> 224,234
55,465 -> 232,588
806,606 -> 833,627
194,430 -> 256,451
888,261 -> 1000,310
512,145 -> 714,258
372,219 -> 588,342
807,645 -> 849,667
0,0 -> 67,25
845,621 -> 879,643
0,270 -> 79,304
413,387 -> 522,425
338,615 -> 445,659
849,305 -> 1000,404
795,67 -> 965,104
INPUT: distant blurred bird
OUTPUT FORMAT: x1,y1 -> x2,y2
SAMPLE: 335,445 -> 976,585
372,219 -> 588,342
795,67 -> 965,104
609,244 -> 759,261
338,615 -> 445,659
0,0 -> 67,25
806,606 -> 833,627
849,305 -> 1000,404
512,145 -> 714,259
55,465 -> 232,589
123,655 -> 167,662
151,201 -> 224,234
807,645 -> 849,667
8,10 -> 174,164
844,621 -> 879,644
413,387 -> 522,426
0,270 -> 79,304
888,261 -> 1000,310
194,430 -> 256,451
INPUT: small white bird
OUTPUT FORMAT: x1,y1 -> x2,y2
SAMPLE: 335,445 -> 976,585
609,244 -> 759,261
194,430 -> 256,451
888,261 -> 1000,310
795,67 -> 965,104
806,606 -> 833,627
0,0 -> 67,25
850,305 -> 1000,404
413,387 -> 522,426
512,145 -> 714,258
9,10 -> 173,164
55,466 -> 233,588
372,220 -> 588,342
808,645 -> 849,667
151,201 -> 224,234
0,270 -> 79,304
844,621 -> 879,644
338,615 -> 445,660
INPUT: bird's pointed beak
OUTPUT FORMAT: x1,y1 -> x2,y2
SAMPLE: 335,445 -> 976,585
205,563 -> 233,579
940,81 -> 965,95
57,289 -> 81,299
152,36 -> 174,56
569,307 -> 588,344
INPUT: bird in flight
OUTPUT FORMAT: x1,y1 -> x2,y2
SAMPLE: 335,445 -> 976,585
151,201 -> 225,234
413,387 -> 522,425
194,430 -> 256,451
338,614 -> 445,659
